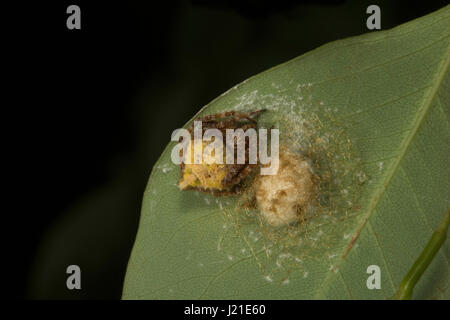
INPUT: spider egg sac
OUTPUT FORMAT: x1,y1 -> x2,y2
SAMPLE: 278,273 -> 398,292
254,150 -> 318,227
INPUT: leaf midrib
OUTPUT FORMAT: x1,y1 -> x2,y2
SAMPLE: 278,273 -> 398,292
315,39 -> 450,299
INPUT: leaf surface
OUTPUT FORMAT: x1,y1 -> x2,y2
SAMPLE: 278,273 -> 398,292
123,6 -> 450,300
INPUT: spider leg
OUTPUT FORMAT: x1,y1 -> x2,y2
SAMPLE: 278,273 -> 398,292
248,109 -> 266,118
224,164 -> 256,191
196,109 -> 265,124
221,111 -> 257,123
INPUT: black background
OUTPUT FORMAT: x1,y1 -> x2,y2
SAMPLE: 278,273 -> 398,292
6,0 -> 448,299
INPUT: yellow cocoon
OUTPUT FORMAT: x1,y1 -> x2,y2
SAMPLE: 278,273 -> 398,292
254,150 -> 318,227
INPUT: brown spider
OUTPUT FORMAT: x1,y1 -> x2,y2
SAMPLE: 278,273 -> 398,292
179,109 -> 265,195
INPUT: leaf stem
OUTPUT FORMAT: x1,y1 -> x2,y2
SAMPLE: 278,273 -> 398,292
392,209 -> 449,300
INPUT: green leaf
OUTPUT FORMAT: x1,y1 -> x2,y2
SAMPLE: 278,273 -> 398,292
393,209 -> 450,300
123,6 -> 450,300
